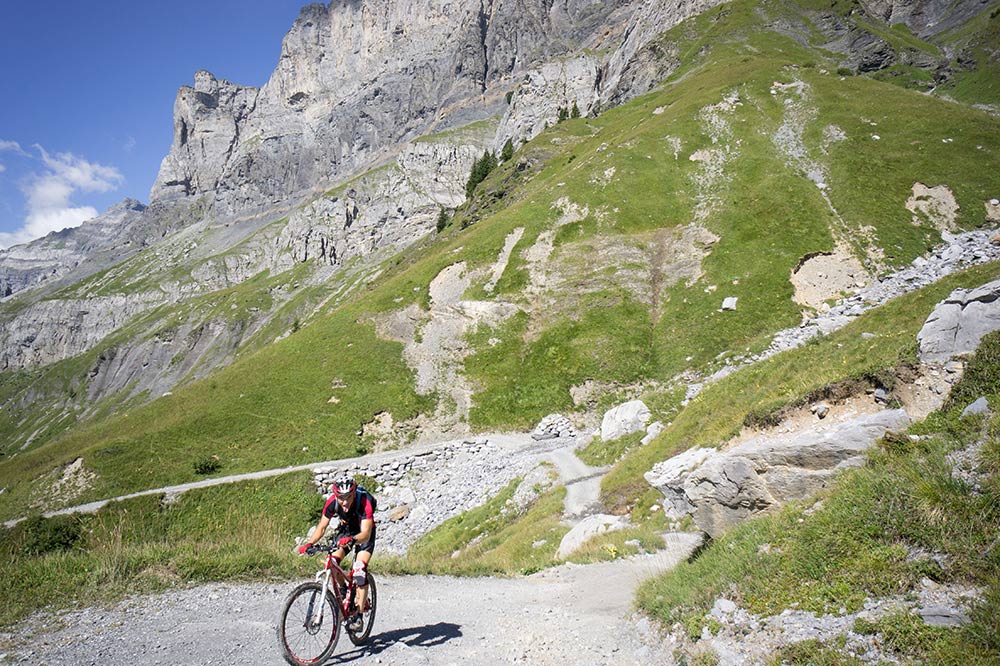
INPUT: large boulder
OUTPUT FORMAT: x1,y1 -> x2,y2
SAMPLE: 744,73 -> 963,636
918,279 -> 1000,364
645,410 -> 911,537
601,400 -> 651,441
556,513 -> 630,559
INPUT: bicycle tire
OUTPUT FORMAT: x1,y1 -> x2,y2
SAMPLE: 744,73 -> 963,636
346,573 -> 377,645
277,581 -> 341,665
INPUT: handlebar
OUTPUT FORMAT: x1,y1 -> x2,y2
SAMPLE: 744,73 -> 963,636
302,531 -> 354,556
304,543 -> 334,556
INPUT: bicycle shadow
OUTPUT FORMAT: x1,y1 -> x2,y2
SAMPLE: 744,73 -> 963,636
333,622 -> 463,662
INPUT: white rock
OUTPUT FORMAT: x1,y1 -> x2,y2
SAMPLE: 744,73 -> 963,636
601,400 -> 651,441
556,514 -> 630,559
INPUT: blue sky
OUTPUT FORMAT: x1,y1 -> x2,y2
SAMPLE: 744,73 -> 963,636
0,1 -> 308,249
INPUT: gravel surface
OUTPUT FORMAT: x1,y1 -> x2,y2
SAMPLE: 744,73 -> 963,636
5,534 -> 702,666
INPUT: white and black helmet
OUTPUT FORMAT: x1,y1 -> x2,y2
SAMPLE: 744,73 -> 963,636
333,475 -> 357,497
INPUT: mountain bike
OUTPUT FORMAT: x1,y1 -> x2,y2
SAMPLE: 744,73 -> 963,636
277,539 -> 378,665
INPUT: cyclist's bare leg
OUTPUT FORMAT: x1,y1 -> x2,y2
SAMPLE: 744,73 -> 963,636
354,550 -> 372,615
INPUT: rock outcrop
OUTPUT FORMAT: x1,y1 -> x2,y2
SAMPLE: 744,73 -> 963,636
645,410 -> 912,537
601,400 -> 652,441
494,0 -> 723,151
918,279 -> 1000,364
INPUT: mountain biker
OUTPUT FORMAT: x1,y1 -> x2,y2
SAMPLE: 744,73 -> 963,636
298,475 -> 376,632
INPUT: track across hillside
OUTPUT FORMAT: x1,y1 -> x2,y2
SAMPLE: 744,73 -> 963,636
7,534 -> 701,665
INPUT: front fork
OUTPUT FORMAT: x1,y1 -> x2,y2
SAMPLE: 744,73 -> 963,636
305,569 -> 332,629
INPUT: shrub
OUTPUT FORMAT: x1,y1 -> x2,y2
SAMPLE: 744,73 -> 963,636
19,514 -> 83,555
570,101 -> 581,118
193,456 -> 222,475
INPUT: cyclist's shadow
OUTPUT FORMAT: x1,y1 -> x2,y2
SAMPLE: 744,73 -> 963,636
333,622 -> 462,662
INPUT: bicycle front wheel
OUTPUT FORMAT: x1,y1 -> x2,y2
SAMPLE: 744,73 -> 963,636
277,582 -> 341,665
347,573 -> 377,645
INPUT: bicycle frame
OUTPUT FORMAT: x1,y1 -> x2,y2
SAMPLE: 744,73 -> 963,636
313,550 -> 355,622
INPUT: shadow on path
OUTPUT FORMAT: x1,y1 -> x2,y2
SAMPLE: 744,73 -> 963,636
334,622 -> 463,662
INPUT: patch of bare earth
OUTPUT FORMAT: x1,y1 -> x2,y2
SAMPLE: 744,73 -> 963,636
725,362 -> 957,449
726,391 -> 882,450
906,182 -> 959,236
541,224 -> 719,326
33,458 -> 97,510
790,247 -> 868,310
374,260 -> 518,442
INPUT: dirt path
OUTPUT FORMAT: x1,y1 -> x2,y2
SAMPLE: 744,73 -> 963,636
545,446 -> 607,520
8,534 -> 701,666
3,435 -> 538,530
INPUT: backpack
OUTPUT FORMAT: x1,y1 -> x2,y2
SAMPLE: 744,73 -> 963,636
357,486 -> 378,514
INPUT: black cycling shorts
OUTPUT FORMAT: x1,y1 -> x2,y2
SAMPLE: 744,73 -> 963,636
352,524 -> 376,555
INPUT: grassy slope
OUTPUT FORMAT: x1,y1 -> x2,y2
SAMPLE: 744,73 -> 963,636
637,332 -> 1000,664
602,261 -> 1000,509
0,473 -> 319,626
462,0 -> 1000,427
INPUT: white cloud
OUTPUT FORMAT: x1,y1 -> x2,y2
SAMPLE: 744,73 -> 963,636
0,146 -> 123,250
0,139 -> 26,155
0,163 -> 6,173
123,136 -> 137,153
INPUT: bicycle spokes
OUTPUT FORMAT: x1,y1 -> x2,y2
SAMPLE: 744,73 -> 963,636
303,590 -> 325,634
279,583 -> 340,665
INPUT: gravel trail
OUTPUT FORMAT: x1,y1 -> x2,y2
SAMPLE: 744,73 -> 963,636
7,534 -> 701,666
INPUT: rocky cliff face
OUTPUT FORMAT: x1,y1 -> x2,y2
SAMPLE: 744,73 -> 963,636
0,133 -> 485,377
149,0 -> 725,219
858,0 -> 991,39
0,199 -> 147,298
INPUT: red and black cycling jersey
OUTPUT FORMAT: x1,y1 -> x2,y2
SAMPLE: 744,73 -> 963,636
322,490 -> 376,536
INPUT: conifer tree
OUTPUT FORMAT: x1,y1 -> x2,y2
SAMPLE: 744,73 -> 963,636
500,138 -> 514,162
465,150 -> 498,198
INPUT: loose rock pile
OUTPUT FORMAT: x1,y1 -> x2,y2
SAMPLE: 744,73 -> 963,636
310,435 -> 563,554
531,414 -> 579,440
772,228 -> 1000,356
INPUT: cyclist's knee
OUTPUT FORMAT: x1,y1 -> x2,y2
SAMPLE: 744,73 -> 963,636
352,558 -> 368,587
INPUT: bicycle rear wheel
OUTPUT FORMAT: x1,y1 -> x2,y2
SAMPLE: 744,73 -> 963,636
277,582 -> 341,665
347,573 -> 377,645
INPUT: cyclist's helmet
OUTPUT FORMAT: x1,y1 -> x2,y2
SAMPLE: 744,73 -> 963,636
333,475 -> 357,498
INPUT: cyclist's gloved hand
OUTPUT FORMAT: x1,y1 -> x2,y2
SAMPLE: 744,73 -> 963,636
297,543 -> 312,555
337,536 -> 355,549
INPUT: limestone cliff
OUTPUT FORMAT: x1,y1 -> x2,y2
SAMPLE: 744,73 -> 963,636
0,199 -> 147,298
148,0 -> 726,219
